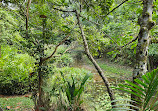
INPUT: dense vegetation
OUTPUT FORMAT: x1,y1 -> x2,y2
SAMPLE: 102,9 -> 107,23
0,0 -> 158,111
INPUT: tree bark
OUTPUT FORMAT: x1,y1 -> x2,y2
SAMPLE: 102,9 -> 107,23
36,17 -> 47,111
131,0 -> 155,110
75,10 -> 116,108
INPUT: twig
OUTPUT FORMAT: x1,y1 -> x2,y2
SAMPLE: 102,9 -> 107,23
102,0 -> 129,17
53,7 -> 75,12
62,42 -> 77,55
120,36 -> 138,49
103,32 -> 119,47
42,34 -> 71,61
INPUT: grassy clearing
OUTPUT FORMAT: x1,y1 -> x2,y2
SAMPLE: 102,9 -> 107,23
97,59 -> 132,78
82,56 -> 133,79
0,96 -> 34,111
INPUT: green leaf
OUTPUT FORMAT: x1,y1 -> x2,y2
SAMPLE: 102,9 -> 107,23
142,75 -> 150,84
125,80 -> 145,92
115,87 -> 143,99
134,79 -> 148,88
118,84 -> 145,96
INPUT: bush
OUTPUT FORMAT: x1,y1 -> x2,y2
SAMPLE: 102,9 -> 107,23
0,45 -> 36,95
47,67 -> 93,110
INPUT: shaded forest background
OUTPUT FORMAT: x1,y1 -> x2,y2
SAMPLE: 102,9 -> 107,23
0,0 -> 158,111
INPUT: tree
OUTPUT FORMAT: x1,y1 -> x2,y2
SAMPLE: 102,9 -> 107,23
131,0 -> 155,110
51,0 -> 118,108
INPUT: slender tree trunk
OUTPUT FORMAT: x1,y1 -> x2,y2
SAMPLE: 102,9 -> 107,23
0,45 -> 1,58
37,17 -> 47,111
131,0 -> 155,110
75,10 -> 116,108
26,0 -> 31,38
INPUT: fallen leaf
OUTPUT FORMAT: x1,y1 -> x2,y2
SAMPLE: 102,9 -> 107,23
15,106 -> 20,109
17,102 -> 22,105
6,106 -> 12,109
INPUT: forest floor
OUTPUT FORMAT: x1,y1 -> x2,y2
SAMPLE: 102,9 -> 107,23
0,58 -> 133,111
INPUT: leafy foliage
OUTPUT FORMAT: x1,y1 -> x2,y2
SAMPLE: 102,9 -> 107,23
48,67 -> 93,110
112,68 -> 158,111
0,45 -> 36,95
0,8 -> 22,45
61,71 -> 91,110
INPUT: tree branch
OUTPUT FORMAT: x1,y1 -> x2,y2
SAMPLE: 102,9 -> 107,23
53,7 -> 75,12
42,34 -> 70,62
42,25 -> 76,62
103,32 -> 119,47
120,36 -> 138,49
75,10 -> 116,108
62,42 -> 78,55
103,0 -> 129,17
26,0 -> 31,31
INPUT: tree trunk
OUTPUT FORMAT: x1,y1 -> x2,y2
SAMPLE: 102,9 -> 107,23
0,45 -> 1,58
36,18 -> 47,111
131,0 -> 155,110
75,10 -> 116,108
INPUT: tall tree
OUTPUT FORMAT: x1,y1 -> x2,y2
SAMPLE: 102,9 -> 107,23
131,0 -> 155,110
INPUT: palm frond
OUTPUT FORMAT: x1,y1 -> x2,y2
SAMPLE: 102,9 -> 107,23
112,68 -> 158,111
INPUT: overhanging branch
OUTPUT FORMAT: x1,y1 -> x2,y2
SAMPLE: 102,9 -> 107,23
75,10 -> 116,108
102,0 -> 129,17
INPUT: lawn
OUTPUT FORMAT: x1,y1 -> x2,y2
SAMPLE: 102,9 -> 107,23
0,95 -> 34,111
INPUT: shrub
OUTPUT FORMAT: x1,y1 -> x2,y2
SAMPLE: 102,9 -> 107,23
0,45 -> 36,95
47,67 -> 93,110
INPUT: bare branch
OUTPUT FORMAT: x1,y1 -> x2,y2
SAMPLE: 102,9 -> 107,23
120,36 -> 138,49
42,34 -> 70,61
103,32 -> 119,47
102,0 -> 129,17
26,0 -> 31,30
42,25 -> 76,62
62,42 -> 78,55
53,7 -> 75,12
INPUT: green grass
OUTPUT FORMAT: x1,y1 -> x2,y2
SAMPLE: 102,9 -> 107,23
0,97 -> 34,111
97,61 -> 132,77
84,57 -> 132,78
